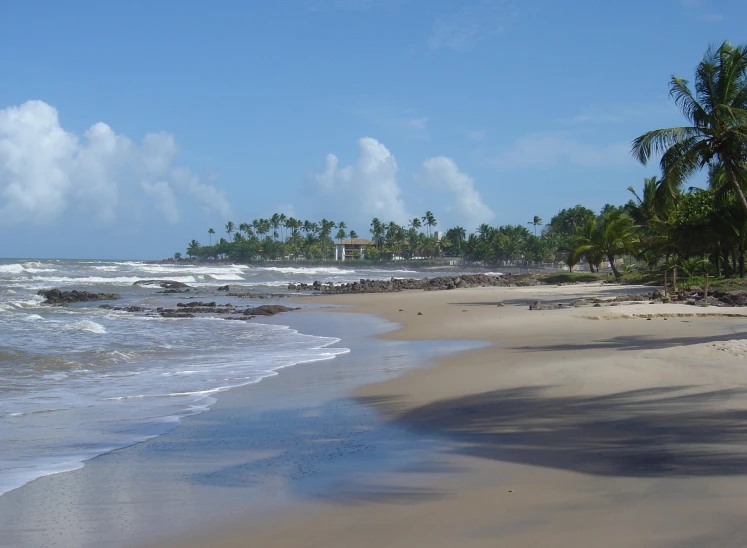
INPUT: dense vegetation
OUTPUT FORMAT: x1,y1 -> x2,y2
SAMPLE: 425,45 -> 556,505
179,42 -> 747,282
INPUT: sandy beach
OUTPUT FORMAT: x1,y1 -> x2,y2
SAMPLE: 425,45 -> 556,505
161,282 -> 747,548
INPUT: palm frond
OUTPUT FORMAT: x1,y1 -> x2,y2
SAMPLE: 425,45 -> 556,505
671,76 -> 709,125
659,136 -> 707,187
631,127 -> 700,165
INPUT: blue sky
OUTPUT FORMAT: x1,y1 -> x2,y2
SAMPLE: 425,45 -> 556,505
0,0 -> 744,259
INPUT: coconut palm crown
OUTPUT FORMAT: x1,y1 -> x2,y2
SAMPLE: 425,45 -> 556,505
632,41 -> 747,214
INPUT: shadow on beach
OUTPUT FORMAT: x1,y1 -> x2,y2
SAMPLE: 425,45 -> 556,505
358,384 -> 747,478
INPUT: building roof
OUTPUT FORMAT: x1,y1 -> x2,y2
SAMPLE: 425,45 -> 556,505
336,238 -> 374,246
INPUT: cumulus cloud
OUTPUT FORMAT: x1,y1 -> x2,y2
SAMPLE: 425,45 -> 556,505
0,100 -> 231,226
415,157 -> 494,226
314,137 -> 410,223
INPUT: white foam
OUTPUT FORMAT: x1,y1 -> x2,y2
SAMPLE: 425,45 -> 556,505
60,320 -> 107,334
33,275 -> 197,285
260,266 -> 356,275
0,264 -> 24,275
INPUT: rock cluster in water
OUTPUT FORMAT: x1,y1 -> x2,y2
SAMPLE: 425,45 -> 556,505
287,273 -> 539,294
38,289 -> 121,304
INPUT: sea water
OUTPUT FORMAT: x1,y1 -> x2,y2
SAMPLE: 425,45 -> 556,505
0,259 -> 427,496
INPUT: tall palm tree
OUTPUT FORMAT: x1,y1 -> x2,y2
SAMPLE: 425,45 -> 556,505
349,230 -> 358,240
528,215 -> 543,237
632,41 -> 747,215
422,211 -> 437,237
279,213 -> 288,241
207,228 -> 215,245
370,218 -> 384,248
225,221 -> 235,241
270,213 -> 281,241
238,222 -> 252,238
409,218 -> 422,232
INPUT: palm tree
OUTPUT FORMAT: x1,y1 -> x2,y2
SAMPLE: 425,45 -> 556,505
187,240 -> 201,259
409,218 -> 422,231
335,227 -> 347,243
422,211 -> 437,237
225,221 -> 235,241
279,213 -> 288,241
238,222 -> 252,238
207,228 -> 215,245
571,211 -> 639,279
270,213 -> 281,241
318,218 -> 336,260
370,218 -> 384,248
446,226 -> 466,256
632,41 -> 747,215
349,230 -> 358,240
528,215 -> 543,237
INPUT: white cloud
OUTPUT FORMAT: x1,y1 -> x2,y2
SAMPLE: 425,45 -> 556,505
428,0 -> 517,51
415,157 -> 494,226
141,181 -> 179,223
487,132 -> 634,169
275,203 -> 297,218
465,129 -> 486,141
314,137 -> 410,223
0,100 -> 231,226
556,103 -> 675,126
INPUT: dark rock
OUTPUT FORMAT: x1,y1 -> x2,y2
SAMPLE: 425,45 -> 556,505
217,285 -> 230,291
134,280 -> 190,289
417,312 -> 423,315
157,289 -> 190,294
242,305 -> 300,316
159,310 -> 194,318
310,273 -> 541,295
98,304 -> 146,312
529,301 -> 542,311
496,303 -> 505,307
38,288 -> 121,305
176,301 -> 216,308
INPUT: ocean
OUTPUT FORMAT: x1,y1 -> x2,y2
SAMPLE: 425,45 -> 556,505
0,258 -> 427,497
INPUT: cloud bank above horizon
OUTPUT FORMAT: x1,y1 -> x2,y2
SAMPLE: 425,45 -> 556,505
313,137 -> 494,228
0,100 -> 231,227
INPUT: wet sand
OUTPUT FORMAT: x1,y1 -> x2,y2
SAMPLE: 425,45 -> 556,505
0,311 -> 478,548
161,283 -> 747,548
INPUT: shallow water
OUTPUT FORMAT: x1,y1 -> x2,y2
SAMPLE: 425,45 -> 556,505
0,258 -> 437,496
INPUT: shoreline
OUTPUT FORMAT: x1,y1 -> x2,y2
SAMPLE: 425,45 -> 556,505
0,309 -> 479,548
159,283 -> 747,548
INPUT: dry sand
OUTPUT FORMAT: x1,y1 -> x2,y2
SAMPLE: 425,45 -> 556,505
163,283 -> 747,548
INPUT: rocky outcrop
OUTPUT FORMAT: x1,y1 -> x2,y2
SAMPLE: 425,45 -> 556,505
134,280 -> 190,289
217,285 -> 230,291
288,273 -> 540,294
38,288 -> 121,305
226,292 -> 291,299
99,304 -> 147,312
243,305 -> 300,316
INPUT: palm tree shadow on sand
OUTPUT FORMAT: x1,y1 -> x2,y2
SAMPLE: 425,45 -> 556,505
358,384 -> 747,478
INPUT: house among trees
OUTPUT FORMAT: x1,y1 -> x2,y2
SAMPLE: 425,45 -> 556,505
335,238 -> 374,261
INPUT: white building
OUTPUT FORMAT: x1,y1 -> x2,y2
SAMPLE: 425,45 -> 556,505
334,238 -> 374,261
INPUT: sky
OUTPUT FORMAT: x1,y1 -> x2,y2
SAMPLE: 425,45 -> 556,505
0,0 -> 745,259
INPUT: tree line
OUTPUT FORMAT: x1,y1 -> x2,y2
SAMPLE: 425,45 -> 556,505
179,41 -> 747,280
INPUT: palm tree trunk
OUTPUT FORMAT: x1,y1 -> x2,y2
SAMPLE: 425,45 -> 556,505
608,254 -> 621,279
